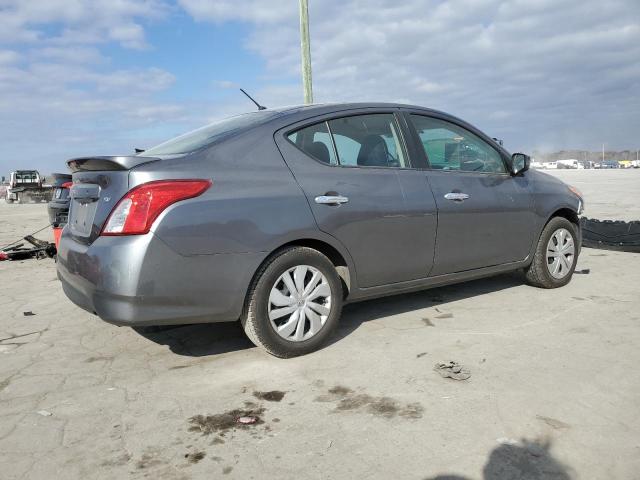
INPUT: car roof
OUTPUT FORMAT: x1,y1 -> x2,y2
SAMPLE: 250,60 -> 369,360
268,102 -> 449,118
259,102 -> 476,134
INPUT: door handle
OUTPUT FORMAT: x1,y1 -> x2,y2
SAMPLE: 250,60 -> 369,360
444,192 -> 470,202
315,195 -> 349,205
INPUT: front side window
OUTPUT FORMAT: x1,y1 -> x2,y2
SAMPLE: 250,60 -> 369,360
409,115 -> 506,173
287,113 -> 408,168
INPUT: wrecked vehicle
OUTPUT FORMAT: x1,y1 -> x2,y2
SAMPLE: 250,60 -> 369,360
57,103 -> 584,357
47,173 -> 72,249
5,170 -> 53,204
47,173 -> 72,226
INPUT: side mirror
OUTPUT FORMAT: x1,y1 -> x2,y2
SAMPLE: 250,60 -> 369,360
511,153 -> 530,175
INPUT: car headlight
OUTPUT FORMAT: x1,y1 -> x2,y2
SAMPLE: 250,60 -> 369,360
567,185 -> 582,198
567,185 -> 584,214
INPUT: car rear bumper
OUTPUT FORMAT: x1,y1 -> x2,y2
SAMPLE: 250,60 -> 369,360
56,228 -> 264,326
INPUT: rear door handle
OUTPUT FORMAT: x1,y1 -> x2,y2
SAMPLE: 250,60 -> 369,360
444,192 -> 470,202
315,195 -> 349,205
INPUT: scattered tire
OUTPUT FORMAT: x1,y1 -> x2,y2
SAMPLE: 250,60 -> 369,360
580,218 -> 640,253
524,217 -> 579,288
241,246 -> 343,358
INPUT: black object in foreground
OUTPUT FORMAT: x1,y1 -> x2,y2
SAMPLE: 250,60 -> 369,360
580,218 -> 640,253
0,235 -> 56,261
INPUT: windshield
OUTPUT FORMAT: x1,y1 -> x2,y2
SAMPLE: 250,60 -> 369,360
142,111 -> 280,156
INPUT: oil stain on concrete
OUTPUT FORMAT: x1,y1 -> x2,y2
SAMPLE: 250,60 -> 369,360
188,407 -> 266,436
184,451 -> 206,464
253,390 -> 286,402
315,385 -> 424,419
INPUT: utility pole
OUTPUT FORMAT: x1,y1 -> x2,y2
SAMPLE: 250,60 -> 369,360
299,0 -> 313,104
602,143 -> 605,163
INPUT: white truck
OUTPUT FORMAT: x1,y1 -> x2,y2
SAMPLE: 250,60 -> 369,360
5,170 -> 54,204
556,159 -> 583,169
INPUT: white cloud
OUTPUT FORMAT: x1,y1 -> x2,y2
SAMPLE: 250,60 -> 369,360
215,80 -> 240,89
179,0 -> 640,151
1,0 -> 639,175
30,46 -> 105,64
0,0 -> 183,173
0,0 -> 169,48
178,0 -> 295,24
0,49 -> 19,64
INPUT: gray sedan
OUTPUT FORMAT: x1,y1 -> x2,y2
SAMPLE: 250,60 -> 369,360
57,103 -> 583,357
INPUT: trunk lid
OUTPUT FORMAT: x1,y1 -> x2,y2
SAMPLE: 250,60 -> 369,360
66,156 -> 160,244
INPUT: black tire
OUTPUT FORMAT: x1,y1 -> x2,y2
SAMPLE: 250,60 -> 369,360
525,216 -> 579,288
241,246 -> 343,358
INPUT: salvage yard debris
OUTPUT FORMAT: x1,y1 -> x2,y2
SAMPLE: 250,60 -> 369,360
434,361 -> 471,381
0,224 -> 56,261
581,218 -> 640,252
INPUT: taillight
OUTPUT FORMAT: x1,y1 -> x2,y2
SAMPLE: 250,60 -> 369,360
62,182 -> 73,189
101,179 -> 211,236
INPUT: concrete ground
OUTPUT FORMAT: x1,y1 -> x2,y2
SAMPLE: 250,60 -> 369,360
1,170 -> 639,479
544,168 -> 640,221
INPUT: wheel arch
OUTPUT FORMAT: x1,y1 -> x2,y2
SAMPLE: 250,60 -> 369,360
272,239 -> 352,298
244,237 -> 355,310
549,207 -> 580,227
543,207 -> 582,253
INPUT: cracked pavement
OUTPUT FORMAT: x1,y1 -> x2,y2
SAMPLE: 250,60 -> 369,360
1,170 -> 639,479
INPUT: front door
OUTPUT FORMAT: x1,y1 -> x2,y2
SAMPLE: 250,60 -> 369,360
406,113 -> 536,276
275,112 -> 437,288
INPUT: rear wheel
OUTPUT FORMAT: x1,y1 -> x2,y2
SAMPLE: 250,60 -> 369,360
241,246 -> 343,358
525,217 -> 579,288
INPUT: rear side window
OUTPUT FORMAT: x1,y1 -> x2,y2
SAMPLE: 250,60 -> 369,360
410,115 -> 506,173
328,114 -> 407,167
287,113 -> 408,168
287,122 -> 337,165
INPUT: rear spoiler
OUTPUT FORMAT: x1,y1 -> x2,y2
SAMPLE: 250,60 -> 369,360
67,156 -> 160,173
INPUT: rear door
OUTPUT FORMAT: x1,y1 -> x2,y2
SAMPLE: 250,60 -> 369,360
275,111 -> 437,288
404,112 -> 536,276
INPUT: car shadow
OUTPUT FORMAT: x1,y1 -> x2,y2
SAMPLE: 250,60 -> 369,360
330,271 -> 523,346
133,271 -> 524,357
132,321 -> 254,357
426,437 -> 573,479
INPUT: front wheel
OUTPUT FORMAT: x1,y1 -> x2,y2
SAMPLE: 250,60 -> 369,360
241,246 -> 343,358
524,217 -> 579,288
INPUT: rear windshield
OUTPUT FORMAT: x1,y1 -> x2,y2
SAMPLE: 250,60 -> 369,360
142,111 -> 280,156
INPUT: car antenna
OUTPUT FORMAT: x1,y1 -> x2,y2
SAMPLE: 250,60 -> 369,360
240,88 -> 267,110
134,148 -> 145,153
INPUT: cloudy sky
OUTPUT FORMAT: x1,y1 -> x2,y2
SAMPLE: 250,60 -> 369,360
0,0 -> 638,174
